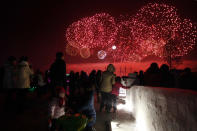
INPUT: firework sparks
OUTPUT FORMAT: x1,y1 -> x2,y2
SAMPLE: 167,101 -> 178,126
66,13 -> 118,49
113,3 -> 197,61
66,3 -> 197,62
162,19 -> 197,59
132,3 -> 182,57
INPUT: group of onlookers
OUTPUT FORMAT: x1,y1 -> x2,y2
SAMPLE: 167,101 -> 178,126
1,56 -> 34,89
98,64 -> 130,113
1,52 -> 197,131
140,62 -> 197,90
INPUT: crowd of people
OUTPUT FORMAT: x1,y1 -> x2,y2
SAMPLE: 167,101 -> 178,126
0,52 -> 197,131
140,62 -> 197,90
0,56 -> 34,89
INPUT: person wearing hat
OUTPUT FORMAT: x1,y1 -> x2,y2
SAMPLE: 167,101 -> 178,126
15,56 -> 34,88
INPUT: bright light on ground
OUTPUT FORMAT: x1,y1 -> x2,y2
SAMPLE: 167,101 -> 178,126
111,120 -> 136,131
111,88 -> 136,131
116,103 -> 132,113
111,121 -> 119,129
117,104 -> 125,110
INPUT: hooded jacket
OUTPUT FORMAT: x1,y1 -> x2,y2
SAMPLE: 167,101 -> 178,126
16,61 -> 33,88
100,64 -> 116,93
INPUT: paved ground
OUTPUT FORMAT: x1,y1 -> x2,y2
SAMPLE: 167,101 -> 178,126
110,109 -> 136,131
0,92 -> 49,131
0,91 -> 136,131
94,99 -> 136,131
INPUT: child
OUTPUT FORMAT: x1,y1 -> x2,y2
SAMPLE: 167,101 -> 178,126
111,77 -> 129,113
48,86 -> 69,131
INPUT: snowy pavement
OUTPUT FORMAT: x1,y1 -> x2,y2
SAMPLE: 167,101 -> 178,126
94,100 -> 136,131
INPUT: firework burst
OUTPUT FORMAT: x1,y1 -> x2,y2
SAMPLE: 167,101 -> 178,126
66,13 -> 118,49
66,3 -> 197,61
80,48 -> 91,59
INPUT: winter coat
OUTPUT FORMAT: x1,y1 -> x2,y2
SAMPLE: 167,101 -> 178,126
3,63 -> 16,89
49,97 -> 65,119
49,59 -> 66,86
16,61 -> 33,88
111,82 -> 128,96
100,71 -> 116,93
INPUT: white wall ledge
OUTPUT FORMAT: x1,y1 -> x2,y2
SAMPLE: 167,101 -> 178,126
128,86 -> 197,131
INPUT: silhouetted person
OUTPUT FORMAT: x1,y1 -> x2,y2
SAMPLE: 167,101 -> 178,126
100,64 -> 116,113
89,70 -> 97,93
3,56 -> 17,112
89,70 -> 96,83
16,56 -> 34,88
75,72 -> 80,81
179,68 -> 196,90
3,56 -> 17,89
95,70 -> 102,102
138,70 -> 144,85
146,63 -> 160,74
68,71 -> 75,96
160,64 -> 174,87
49,52 -> 66,88
80,70 -> 88,83
74,72 -> 80,87
144,62 -> 161,87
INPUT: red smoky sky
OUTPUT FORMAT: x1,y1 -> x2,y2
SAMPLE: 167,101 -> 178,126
1,0 -> 197,72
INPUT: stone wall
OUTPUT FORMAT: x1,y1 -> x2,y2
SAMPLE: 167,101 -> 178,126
128,86 -> 197,131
